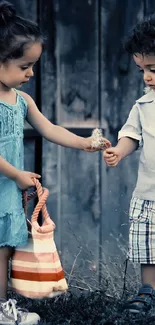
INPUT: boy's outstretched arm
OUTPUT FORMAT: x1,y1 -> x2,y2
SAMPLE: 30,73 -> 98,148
103,137 -> 139,167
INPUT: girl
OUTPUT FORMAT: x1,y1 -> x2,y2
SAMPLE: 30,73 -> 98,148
0,1 -> 111,324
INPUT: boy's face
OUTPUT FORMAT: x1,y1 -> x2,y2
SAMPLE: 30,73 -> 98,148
133,54 -> 155,91
0,42 -> 42,89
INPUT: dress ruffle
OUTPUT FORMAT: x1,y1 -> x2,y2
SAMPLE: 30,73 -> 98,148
0,209 -> 28,247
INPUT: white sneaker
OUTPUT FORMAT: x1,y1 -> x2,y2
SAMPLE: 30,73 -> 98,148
0,299 -> 40,324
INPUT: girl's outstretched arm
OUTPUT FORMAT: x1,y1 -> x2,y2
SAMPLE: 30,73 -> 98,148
21,91 -> 111,151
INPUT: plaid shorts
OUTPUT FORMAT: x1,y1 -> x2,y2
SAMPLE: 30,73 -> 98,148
128,197 -> 155,264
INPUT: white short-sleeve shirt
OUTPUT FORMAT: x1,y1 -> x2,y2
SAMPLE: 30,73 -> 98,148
118,90 -> 155,200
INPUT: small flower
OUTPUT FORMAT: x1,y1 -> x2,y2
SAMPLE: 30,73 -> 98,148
91,128 -> 104,149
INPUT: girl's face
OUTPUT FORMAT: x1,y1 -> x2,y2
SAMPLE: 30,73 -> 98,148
0,41 -> 42,89
133,53 -> 155,91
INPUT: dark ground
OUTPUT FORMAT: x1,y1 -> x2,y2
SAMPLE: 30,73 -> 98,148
8,289 -> 155,325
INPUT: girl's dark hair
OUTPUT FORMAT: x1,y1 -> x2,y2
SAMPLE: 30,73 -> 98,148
0,1 -> 43,62
125,14 -> 155,55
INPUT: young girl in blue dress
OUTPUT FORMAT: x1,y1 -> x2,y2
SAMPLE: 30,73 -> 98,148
0,1 -> 111,324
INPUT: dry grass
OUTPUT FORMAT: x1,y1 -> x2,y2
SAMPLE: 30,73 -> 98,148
8,244 -> 155,324
8,288 -> 155,325
8,283 -> 155,325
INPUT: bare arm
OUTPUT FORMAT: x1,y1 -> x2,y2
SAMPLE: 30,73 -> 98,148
0,155 -> 19,180
41,124 -> 87,149
115,137 -> 139,158
0,155 -> 41,189
103,137 -> 139,166
20,91 -> 111,151
104,103 -> 142,166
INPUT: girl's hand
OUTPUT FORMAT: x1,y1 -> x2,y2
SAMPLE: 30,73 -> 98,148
14,171 -> 41,190
84,137 -> 111,152
103,147 -> 122,166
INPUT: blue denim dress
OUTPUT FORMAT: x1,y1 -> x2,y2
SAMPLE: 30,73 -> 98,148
0,90 -> 28,247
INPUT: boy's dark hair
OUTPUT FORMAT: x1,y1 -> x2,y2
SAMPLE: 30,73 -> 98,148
125,14 -> 155,55
0,1 -> 43,62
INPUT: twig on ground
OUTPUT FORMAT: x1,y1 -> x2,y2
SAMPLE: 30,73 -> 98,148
69,285 -> 90,291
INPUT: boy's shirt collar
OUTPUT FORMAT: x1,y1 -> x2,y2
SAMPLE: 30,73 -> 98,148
136,88 -> 155,103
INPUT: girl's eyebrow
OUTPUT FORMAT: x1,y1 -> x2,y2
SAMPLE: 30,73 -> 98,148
20,59 -> 39,65
21,62 -> 35,65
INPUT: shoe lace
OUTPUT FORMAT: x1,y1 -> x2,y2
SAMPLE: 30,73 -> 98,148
2,299 -> 18,324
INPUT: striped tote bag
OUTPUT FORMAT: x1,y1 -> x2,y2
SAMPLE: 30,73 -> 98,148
11,179 -> 68,299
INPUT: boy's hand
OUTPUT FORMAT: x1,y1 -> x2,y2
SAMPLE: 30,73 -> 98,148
84,137 -> 111,152
103,147 -> 122,166
14,171 -> 41,190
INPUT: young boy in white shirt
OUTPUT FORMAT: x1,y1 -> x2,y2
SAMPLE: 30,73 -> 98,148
104,14 -> 155,314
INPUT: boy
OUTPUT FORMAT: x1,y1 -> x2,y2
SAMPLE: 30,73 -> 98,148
104,14 -> 155,314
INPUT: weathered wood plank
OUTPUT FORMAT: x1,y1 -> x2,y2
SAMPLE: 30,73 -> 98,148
59,148 -> 101,289
9,0 -> 37,19
52,0 -> 102,286
56,1 -> 100,288
100,0 -> 144,294
39,0 -> 59,245
41,0 -> 101,287
53,0 -> 100,128
144,0 -> 155,15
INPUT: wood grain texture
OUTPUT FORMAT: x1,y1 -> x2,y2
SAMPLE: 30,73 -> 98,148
41,0 -> 101,286
100,0 -> 144,293
53,0 -> 100,127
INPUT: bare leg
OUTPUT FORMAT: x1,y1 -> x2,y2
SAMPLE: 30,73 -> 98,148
0,247 -> 14,300
141,264 -> 155,288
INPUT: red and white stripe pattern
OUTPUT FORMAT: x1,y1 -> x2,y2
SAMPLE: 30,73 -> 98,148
11,179 -> 68,299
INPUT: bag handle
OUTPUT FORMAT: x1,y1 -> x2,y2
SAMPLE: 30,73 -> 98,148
23,190 -> 37,215
23,178 -> 55,233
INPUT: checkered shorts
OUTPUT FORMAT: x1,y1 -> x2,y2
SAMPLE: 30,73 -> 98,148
129,197 -> 155,264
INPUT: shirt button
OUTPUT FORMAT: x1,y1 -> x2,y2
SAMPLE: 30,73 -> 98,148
14,110 -> 17,114
17,131 -> 20,135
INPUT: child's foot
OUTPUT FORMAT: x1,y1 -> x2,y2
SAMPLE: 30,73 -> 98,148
124,284 -> 155,314
0,298 -> 40,324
